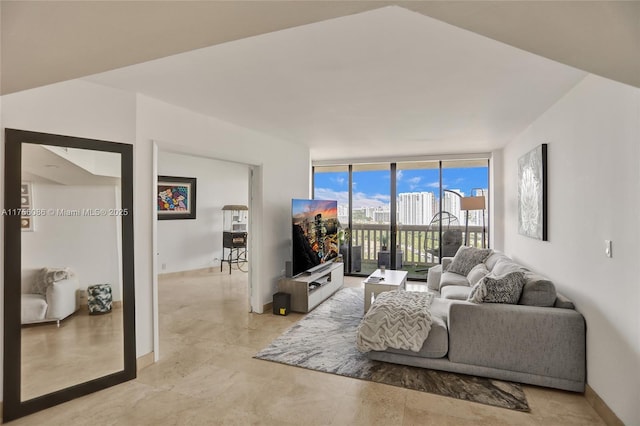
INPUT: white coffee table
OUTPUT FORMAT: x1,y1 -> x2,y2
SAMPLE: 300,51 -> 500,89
363,269 -> 408,313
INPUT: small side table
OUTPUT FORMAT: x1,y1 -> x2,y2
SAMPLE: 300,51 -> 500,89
363,269 -> 408,313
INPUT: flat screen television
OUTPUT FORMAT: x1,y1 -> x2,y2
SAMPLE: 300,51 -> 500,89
291,199 -> 340,276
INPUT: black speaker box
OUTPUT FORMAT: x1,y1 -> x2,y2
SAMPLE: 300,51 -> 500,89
273,292 -> 291,316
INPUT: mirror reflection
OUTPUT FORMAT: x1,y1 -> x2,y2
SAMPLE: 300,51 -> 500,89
20,144 -> 125,401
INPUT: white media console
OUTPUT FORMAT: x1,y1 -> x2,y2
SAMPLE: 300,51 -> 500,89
277,262 -> 344,313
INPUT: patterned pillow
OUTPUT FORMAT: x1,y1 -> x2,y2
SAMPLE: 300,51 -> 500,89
447,246 -> 492,276
468,271 -> 526,304
32,267 -> 73,295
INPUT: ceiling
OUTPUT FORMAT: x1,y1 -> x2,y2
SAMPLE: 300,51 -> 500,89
22,144 -> 120,186
2,1 -> 638,161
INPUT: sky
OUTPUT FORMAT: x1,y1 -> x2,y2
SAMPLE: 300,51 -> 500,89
313,167 -> 488,209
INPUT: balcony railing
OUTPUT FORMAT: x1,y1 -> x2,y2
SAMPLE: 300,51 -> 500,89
349,223 -> 486,269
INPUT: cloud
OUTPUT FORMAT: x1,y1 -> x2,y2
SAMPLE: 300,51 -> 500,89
352,192 -> 389,208
332,176 -> 346,186
407,176 -> 422,190
396,170 -> 404,181
314,188 -> 349,204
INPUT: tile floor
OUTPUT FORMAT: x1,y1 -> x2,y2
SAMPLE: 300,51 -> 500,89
21,307 -> 124,401
10,269 -> 606,425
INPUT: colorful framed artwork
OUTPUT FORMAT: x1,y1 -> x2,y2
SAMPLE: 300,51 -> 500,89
21,182 -> 33,231
517,144 -> 547,241
157,176 -> 197,220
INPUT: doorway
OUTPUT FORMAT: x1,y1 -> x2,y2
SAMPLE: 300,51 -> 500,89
152,145 -> 256,361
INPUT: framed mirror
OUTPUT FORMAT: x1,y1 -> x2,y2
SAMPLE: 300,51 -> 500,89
3,129 -> 136,422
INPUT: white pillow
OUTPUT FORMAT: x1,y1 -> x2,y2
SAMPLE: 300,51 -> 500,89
466,263 -> 490,285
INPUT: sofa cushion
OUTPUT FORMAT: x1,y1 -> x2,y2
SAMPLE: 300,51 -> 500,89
468,271 -> 526,304
383,298 -> 450,359
21,294 -> 47,323
439,271 -> 470,289
466,263 -> 490,285
441,285 -> 473,300
484,251 -> 510,270
447,246 -> 493,276
491,259 -> 527,276
519,272 -> 557,307
427,265 -> 442,291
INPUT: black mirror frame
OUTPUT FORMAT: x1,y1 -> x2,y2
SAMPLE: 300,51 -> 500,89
3,129 -> 137,422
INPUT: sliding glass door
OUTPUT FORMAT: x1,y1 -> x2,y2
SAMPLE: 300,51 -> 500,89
313,158 -> 489,280
350,164 -> 391,276
442,160 -> 489,249
395,161 -> 440,280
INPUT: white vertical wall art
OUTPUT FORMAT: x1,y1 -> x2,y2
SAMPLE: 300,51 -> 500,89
517,144 -> 547,241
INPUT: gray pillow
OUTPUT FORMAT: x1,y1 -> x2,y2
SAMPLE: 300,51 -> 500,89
484,251 -> 509,270
518,272 -> 556,307
466,263 -> 490,285
33,267 -> 73,295
468,271 -> 526,304
447,246 -> 492,276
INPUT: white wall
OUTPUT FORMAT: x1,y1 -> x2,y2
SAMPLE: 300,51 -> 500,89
22,183 -> 122,301
1,81 -> 310,403
136,94 -> 310,315
157,152 -> 249,273
501,74 -> 640,425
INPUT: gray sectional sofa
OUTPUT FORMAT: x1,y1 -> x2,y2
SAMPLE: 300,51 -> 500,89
366,248 -> 586,392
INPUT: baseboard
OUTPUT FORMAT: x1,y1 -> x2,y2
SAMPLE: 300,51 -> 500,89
137,351 -> 155,372
262,301 -> 273,314
158,267 -> 218,279
585,384 -> 624,426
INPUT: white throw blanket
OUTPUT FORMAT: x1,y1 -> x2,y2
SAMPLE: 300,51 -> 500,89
356,290 -> 432,353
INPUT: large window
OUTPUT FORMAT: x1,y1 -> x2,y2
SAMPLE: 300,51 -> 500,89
313,158 -> 489,280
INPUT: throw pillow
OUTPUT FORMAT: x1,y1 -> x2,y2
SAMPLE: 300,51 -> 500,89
32,267 -> 73,295
518,272 -> 557,307
447,246 -> 492,276
466,263 -> 490,286
467,271 -> 526,304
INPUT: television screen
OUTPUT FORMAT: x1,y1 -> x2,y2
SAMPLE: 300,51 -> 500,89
291,199 -> 340,276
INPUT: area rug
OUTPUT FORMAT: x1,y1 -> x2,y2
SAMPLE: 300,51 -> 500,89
255,287 -> 529,412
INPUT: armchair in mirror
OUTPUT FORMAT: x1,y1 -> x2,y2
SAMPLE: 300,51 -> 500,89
3,129 -> 136,422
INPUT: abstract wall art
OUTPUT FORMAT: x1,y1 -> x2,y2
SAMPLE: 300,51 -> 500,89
517,144 -> 547,241
157,176 -> 197,220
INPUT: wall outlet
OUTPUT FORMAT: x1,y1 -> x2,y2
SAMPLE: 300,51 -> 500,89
161,263 -> 167,270
605,240 -> 612,258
